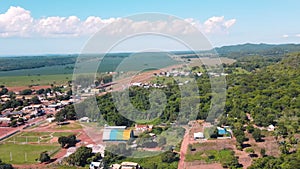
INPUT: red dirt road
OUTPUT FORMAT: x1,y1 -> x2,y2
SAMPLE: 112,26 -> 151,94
7,85 -> 51,93
178,126 -> 189,169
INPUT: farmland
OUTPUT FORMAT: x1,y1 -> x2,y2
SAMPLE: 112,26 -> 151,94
0,74 -> 72,87
0,52 -> 236,87
0,52 -> 180,87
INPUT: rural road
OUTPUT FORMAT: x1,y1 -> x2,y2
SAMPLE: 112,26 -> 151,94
178,126 -> 190,169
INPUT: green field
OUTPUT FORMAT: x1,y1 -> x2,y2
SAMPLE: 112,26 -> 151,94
4,131 -> 76,144
0,74 -> 72,87
52,132 -> 77,137
0,53 -> 181,87
6,136 -> 45,143
52,122 -> 83,130
185,149 -> 234,163
21,132 -> 51,137
122,152 -> 179,169
131,150 -> 162,158
0,131 -> 77,164
0,54 -> 235,87
0,144 -> 60,164
159,127 -> 185,146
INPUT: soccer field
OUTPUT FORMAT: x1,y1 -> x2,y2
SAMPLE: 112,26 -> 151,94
4,131 -> 76,144
0,144 -> 60,164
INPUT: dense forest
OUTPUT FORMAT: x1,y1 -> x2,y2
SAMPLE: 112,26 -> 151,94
221,53 -> 300,128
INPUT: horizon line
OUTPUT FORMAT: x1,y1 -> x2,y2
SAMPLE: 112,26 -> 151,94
1,42 -> 299,57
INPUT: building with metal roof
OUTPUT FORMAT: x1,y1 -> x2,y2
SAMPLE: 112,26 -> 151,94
102,126 -> 133,141
194,132 -> 204,140
217,127 -> 227,135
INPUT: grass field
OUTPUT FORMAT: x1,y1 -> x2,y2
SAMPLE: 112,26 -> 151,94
122,152 -> 179,169
131,150 -> 162,158
185,149 -> 234,162
0,131 -> 78,164
21,132 -> 51,137
52,132 -> 77,137
51,122 -> 82,130
0,74 -> 72,87
159,127 -> 185,146
0,144 -> 60,164
4,131 -> 76,144
204,127 -> 216,139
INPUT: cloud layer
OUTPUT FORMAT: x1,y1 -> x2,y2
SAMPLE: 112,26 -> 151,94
282,34 -> 300,38
0,6 -> 237,38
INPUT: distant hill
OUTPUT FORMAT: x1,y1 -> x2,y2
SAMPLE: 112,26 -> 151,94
215,43 -> 300,58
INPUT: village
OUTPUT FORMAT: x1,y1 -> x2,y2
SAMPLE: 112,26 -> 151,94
0,67 -> 281,169
0,82 -> 221,168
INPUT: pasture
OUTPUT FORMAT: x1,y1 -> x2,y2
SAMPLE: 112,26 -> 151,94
0,74 -> 72,87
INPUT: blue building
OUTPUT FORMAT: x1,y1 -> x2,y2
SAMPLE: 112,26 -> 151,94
217,127 -> 227,135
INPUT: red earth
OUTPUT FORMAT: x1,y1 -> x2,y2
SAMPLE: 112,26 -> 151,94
7,85 -> 51,93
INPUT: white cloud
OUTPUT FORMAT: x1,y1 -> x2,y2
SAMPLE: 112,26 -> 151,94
282,34 -> 289,38
202,16 -> 236,34
0,6 -> 236,38
296,34 -> 300,37
0,6 -> 117,37
0,6 -> 33,37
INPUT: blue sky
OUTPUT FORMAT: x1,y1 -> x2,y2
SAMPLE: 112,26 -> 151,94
1,0 -> 300,55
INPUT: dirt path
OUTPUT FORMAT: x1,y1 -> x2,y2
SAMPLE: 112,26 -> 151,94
178,126 -> 189,169
185,163 -> 223,169
232,136 -> 252,168
13,163 -> 46,169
